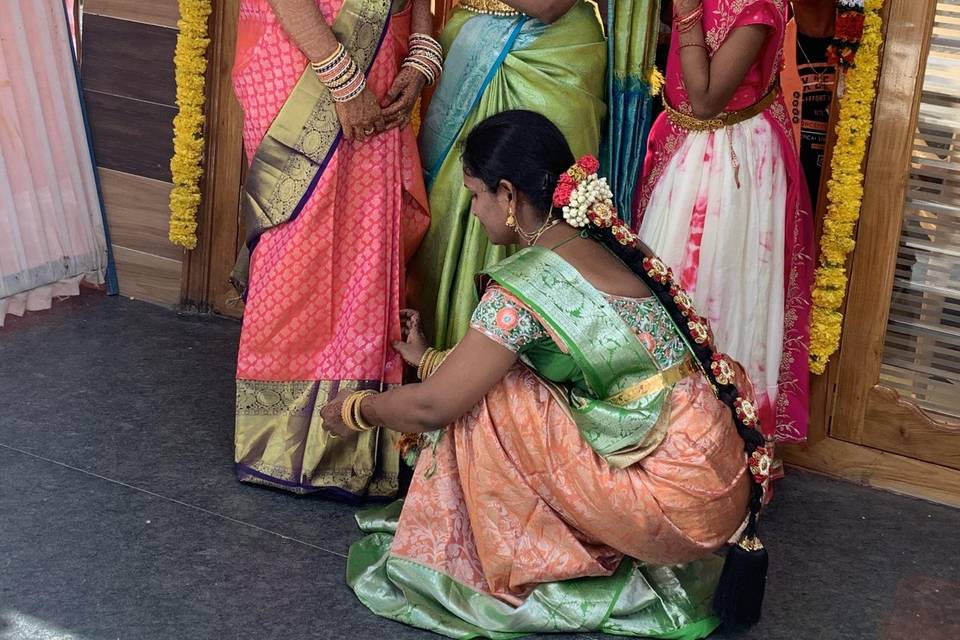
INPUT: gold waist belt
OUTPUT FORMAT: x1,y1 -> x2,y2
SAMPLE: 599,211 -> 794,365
459,0 -> 521,16
665,88 -> 779,132
606,358 -> 699,407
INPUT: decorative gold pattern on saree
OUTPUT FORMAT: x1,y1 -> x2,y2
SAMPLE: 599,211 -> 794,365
235,378 -> 399,496
772,199 -> 811,443
606,358 -> 697,406
236,379 -> 317,416
768,100 -> 790,136
638,131 -> 683,212
458,0 -> 520,16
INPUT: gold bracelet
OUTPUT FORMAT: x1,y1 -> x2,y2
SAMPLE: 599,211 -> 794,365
341,390 -> 377,432
352,391 -> 377,432
417,348 -> 437,381
312,42 -> 344,69
340,391 -> 356,432
424,349 -> 449,379
429,349 -> 448,378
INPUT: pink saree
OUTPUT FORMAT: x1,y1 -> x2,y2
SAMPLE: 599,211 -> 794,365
231,0 -> 430,496
633,0 -> 813,443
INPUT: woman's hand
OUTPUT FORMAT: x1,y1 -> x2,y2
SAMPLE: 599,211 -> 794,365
335,86 -> 386,142
394,309 -> 429,367
381,67 -> 428,131
673,0 -> 700,15
319,390 -> 356,438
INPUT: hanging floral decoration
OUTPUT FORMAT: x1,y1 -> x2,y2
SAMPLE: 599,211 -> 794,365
168,0 -> 213,250
809,0 -> 885,374
827,0 -> 867,68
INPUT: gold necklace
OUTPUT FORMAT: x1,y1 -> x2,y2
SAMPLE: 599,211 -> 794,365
516,216 -> 560,247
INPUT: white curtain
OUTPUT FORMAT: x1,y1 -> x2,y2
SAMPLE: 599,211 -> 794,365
0,0 -> 108,327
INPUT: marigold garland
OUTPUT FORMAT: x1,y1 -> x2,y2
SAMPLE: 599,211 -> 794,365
168,0 -> 212,250
809,0 -> 885,374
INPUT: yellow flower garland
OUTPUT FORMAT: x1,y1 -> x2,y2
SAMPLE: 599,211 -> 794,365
168,0 -> 212,250
809,0 -> 885,374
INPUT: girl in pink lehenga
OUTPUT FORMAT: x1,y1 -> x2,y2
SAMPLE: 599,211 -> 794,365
231,0 -> 433,497
634,0 -> 814,444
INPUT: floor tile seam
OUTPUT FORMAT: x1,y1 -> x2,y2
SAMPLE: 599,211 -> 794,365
0,442 -> 348,559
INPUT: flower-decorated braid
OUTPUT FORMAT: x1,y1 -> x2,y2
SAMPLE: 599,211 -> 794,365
553,156 -> 772,627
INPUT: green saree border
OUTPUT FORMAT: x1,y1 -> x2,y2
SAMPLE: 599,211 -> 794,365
346,524 -> 722,639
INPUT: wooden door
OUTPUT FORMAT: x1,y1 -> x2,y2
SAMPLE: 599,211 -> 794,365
181,0 -> 246,318
828,0 -> 960,470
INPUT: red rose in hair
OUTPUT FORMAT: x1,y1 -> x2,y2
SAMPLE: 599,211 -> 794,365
552,182 -> 574,207
578,155 -> 600,175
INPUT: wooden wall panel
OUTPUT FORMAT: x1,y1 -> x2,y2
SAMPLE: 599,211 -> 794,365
81,15 -> 177,105
84,0 -> 180,29
81,5 -> 180,305
111,246 -> 182,305
84,90 -> 176,182
100,169 -> 183,261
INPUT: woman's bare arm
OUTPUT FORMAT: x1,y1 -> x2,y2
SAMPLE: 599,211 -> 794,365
411,0 -> 433,36
360,330 -> 518,433
267,0 -> 385,140
672,0 -> 770,119
267,0 -> 340,62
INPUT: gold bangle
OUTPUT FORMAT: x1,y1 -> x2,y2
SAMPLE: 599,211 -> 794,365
425,349 -> 449,379
422,350 -> 438,380
312,42 -> 344,69
352,391 -> 377,432
428,349 -> 447,378
340,391 -> 376,433
340,391 -> 357,431
417,348 -> 437,381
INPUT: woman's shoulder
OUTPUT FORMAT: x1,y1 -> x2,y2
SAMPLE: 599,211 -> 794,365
554,241 -> 651,299
470,285 -> 549,353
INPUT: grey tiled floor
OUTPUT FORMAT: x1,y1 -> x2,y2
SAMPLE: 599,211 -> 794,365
1,293 -> 958,640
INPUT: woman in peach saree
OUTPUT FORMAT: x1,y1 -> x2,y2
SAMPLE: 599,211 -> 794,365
231,0 -> 431,497
321,112 -> 773,637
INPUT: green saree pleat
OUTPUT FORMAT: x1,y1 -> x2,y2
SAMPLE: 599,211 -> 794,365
347,503 -> 722,639
409,2 -> 607,348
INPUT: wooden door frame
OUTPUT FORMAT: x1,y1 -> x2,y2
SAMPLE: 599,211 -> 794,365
827,0 -> 939,444
180,0 -> 245,318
